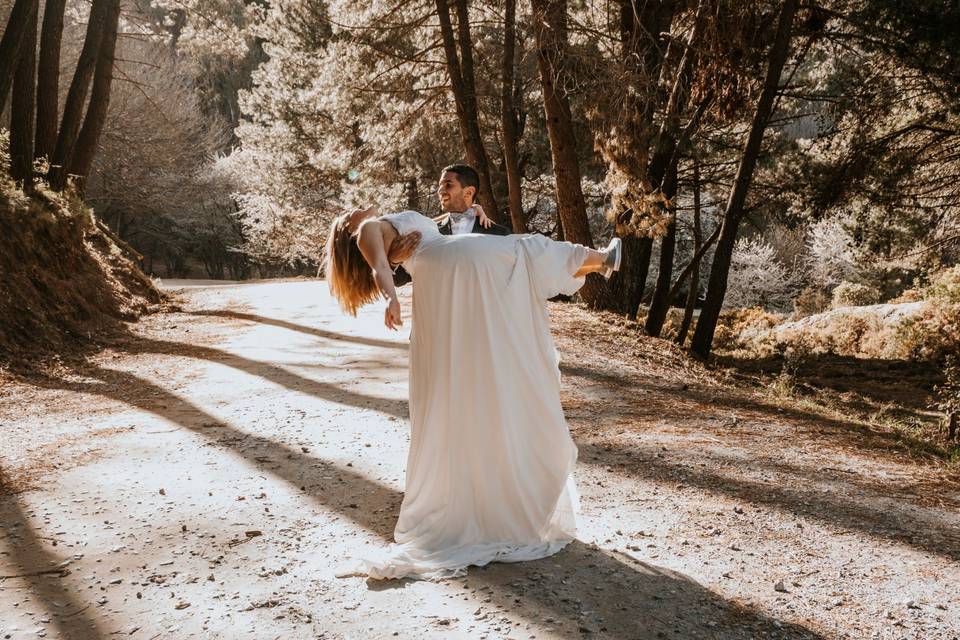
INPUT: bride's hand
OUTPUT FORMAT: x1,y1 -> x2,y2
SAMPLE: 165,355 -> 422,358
385,297 -> 403,330
472,205 -> 494,229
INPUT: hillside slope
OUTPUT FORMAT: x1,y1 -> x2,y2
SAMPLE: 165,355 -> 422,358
0,182 -> 163,368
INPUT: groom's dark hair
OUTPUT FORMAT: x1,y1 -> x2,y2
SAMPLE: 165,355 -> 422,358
442,163 -> 480,196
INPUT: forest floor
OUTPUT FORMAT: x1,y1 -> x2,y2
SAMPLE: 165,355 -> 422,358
1,279 -> 958,640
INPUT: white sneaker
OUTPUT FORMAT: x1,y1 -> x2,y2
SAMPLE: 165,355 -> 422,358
602,237 -> 622,279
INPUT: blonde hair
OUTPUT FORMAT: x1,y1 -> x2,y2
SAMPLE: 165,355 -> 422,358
324,213 -> 381,316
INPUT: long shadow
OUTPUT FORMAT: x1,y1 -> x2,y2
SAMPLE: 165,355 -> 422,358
31,364 -> 823,639
561,360 -> 948,461
577,440 -> 960,562
472,540 -> 822,639
0,470 -> 110,639
125,336 -> 408,419
31,366 -> 401,539
187,310 -> 409,351
715,352 -> 941,412
671,378 -> 949,458
560,363 -> 631,388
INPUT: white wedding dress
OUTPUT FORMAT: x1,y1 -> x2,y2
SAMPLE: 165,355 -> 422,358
359,210 -> 590,580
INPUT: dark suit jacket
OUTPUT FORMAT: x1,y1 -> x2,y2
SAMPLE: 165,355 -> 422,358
392,213 -> 511,287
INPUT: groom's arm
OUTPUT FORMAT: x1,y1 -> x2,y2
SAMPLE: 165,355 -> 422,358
481,221 -> 511,236
471,205 -> 512,236
392,265 -> 412,287
388,232 -> 420,287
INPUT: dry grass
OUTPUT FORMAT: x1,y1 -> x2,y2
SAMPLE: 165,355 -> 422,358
551,299 -> 958,467
0,179 -> 166,372
549,303 -> 722,387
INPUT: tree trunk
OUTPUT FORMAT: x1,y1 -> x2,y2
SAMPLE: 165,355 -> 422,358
9,0 -> 38,188
47,0 -> 110,190
435,0 -> 501,221
531,0 -> 604,304
64,0 -> 120,193
676,159 -> 702,346
643,160 -> 679,335
620,0 -> 676,179
595,0 -> 674,314
609,235 -> 653,318
34,0 -> 66,160
642,6 -> 711,335
690,0 -> 798,360
405,176 -> 419,210
0,0 -> 39,114
500,0 -> 526,232
645,0 -> 705,191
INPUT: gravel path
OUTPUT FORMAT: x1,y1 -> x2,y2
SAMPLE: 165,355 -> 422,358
1,279 -> 957,639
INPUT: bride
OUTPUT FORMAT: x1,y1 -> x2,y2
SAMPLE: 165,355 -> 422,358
325,204 -> 621,580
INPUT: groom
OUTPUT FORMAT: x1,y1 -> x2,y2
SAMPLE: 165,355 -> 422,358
389,164 -> 510,287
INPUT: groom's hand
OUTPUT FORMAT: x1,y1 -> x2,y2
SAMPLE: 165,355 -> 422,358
388,231 -> 421,267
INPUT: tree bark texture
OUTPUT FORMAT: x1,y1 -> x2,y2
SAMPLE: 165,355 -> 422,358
64,0 -> 120,192
676,159 -> 702,346
645,0 -> 705,191
435,0 -> 501,221
405,176 -> 420,210
619,0 -> 676,180
500,0 -> 526,232
644,92 -> 715,334
531,0 -> 606,304
690,0 -> 799,359
34,0 -> 67,160
0,0 -> 39,115
9,0 -> 38,188
597,0 -> 675,314
643,158 -> 680,335
48,0 -> 111,190
609,234 -> 652,318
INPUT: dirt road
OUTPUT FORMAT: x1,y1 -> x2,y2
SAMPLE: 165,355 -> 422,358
1,280 -> 957,639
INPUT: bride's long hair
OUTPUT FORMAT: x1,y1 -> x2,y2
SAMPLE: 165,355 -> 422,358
324,213 -> 380,316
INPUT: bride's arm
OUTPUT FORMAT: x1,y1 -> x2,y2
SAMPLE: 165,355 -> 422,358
357,220 -> 403,329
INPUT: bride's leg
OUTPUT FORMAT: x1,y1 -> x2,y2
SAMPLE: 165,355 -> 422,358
573,248 -> 608,277
572,236 -> 621,278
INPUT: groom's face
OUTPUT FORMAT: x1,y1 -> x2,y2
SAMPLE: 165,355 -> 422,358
437,171 -> 475,213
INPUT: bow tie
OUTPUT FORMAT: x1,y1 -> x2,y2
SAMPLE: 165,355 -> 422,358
448,211 -> 474,226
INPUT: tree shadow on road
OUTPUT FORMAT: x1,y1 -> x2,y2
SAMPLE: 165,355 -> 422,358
561,359 -> 950,463
0,470 -> 110,639
32,363 -> 824,639
122,336 -> 409,419
577,440 -> 960,563
187,310 -> 408,351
